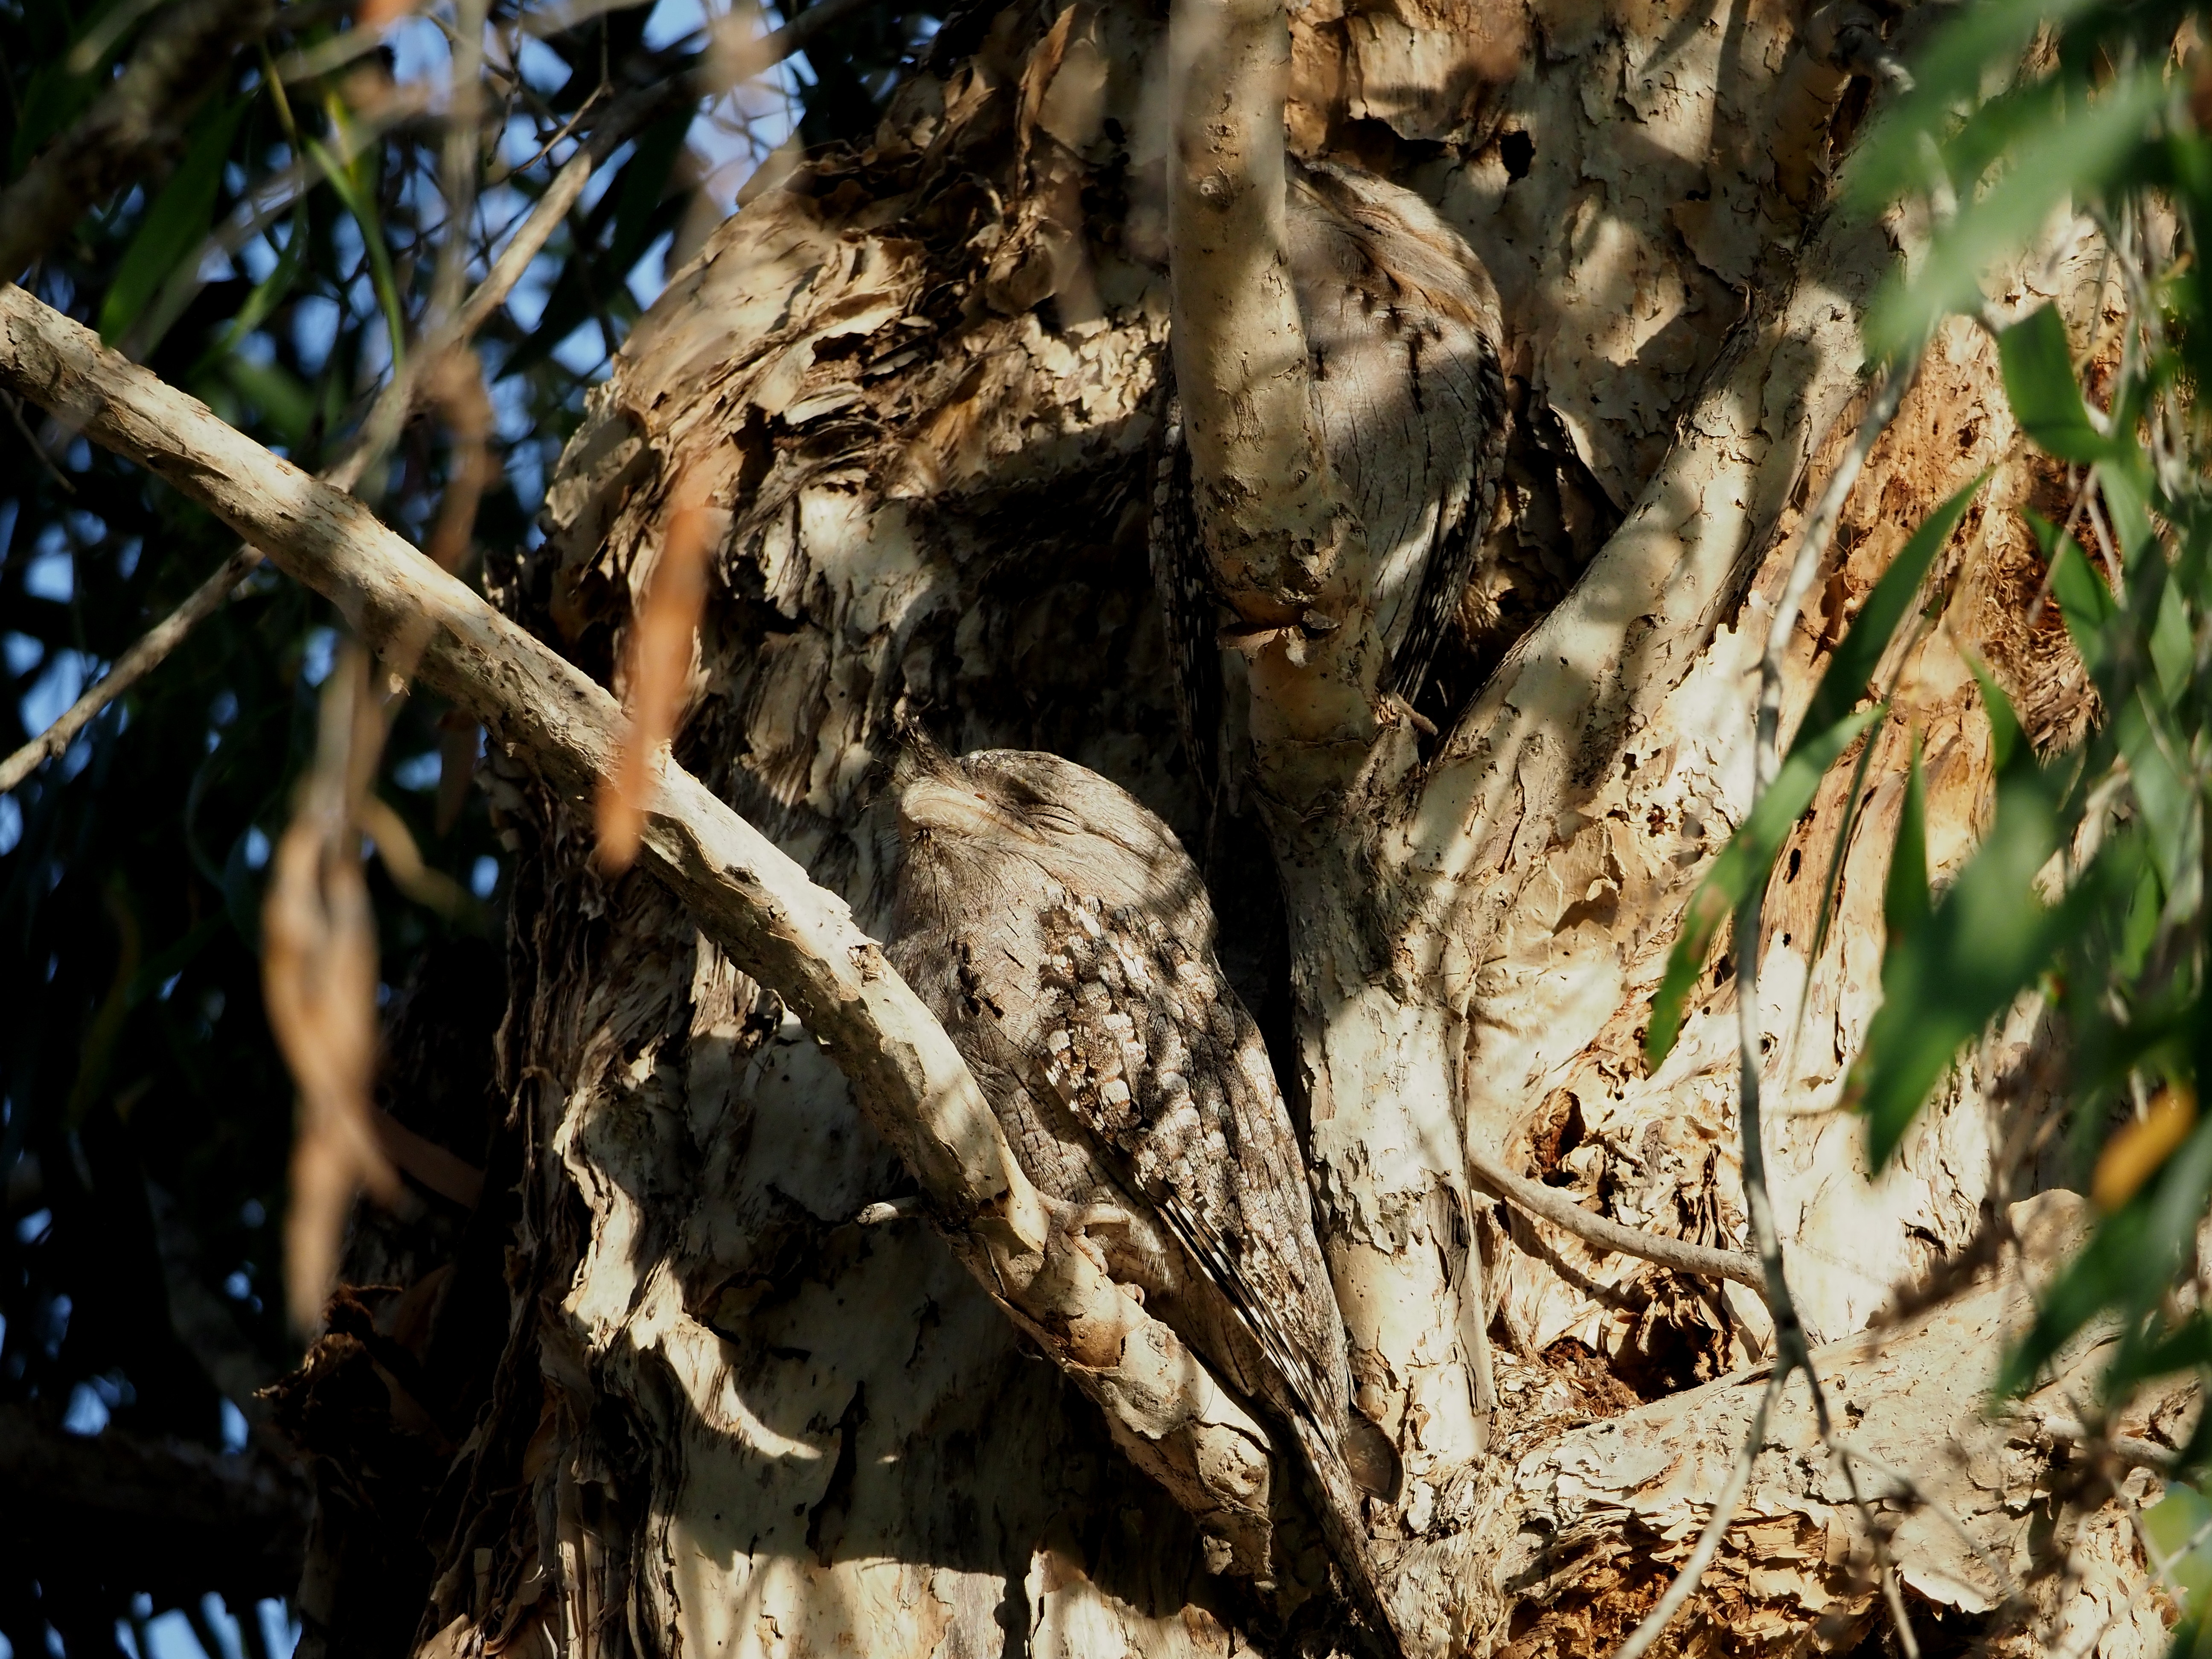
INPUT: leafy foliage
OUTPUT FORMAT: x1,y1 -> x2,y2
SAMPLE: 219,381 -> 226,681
0,0 -> 927,1647
1660,0 -> 2212,1516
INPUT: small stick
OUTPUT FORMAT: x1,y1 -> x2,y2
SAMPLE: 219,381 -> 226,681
0,545 -> 261,795
1619,348 -> 1927,1659
1466,1141 -> 1767,1298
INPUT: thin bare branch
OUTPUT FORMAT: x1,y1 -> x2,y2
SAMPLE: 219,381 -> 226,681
1465,1138 -> 1769,1298
0,545 -> 260,795
1612,1368 -> 1787,1659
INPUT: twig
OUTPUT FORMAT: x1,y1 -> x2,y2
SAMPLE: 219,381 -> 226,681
2030,1410 -> 2183,1474
701,0 -> 883,96
1623,348 -> 1934,1659
1738,350 -> 1928,1659
0,546 -> 261,795
1613,1368 -> 1787,1659
2,388 -> 73,493
1465,1140 -> 1769,1299
1825,1435 -> 2020,1606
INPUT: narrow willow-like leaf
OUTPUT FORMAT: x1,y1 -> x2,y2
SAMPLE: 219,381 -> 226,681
1856,669 -> 2065,1168
1645,705 -> 1887,1068
1999,306 -> 2109,464
98,95 -> 248,344
1843,0 -> 2105,210
1866,74 -> 2164,358
192,210 -> 309,379
1999,1108 -> 2212,1396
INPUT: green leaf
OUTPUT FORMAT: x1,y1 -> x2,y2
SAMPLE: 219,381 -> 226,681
97,95 -> 248,344
308,107 -> 406,365
9,0 -> 131,175
1867,73 -> 2165,358
2046,531 -> 2116,682
2103,456 -> 2156,565
1844,0 -> 2105,210
2116,688 -> 2195,893
2142,1484 -> 2212,1612
607,112 -> 689,279
1999,306 -> 2107,463
1885,735 -> 1930,948
192,210 -> 309,379
217,354 -> 315,449
2151,576 -> 2193,709
1806,477 -> 1986,739
1968,654 -> 2031,781
1856,669 -> 2067,1167
1645,703 -> 1886,1066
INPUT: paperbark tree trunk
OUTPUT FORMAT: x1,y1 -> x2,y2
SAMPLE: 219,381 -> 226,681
314,1 -> 2185,1656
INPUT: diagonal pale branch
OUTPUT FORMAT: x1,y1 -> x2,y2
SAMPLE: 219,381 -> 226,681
0,282 -> 1284,1571
0,14 -> 873,800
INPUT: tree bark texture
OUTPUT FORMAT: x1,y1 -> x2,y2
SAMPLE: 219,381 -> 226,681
285,0 -> 2182,1654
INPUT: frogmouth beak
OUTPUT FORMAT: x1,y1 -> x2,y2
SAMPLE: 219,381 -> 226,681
894,776 -> 1021,844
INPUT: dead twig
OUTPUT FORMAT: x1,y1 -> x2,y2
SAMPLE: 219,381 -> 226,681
1464,1140 -> 1768,1299
1613,1368 -> 1788,1659
0,546 -> 261,795
1617,349 -> 1925,1659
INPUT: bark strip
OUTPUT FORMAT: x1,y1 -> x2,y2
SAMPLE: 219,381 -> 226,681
0,283 -> 1287,1572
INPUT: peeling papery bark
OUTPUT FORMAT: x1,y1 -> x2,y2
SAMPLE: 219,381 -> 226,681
0,282 -> 1291,1583
1394,1194 -> 2192,1658
43,0 -> 2202,1652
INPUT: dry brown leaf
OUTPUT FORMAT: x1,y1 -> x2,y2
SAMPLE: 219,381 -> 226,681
359,793 -> 472,917
2092,1083 -> 2197,1212
424,347 -> 497,576
596,466 -> 715,873
435,707 -> 479,835
265,643 -> 399,1331
371,1106 -> 485,1208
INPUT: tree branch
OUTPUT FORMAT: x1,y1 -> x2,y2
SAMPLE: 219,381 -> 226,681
1465,1139 -> 1768,1298
0,283 -> 1291,1575
0,1403 -> 309,1605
